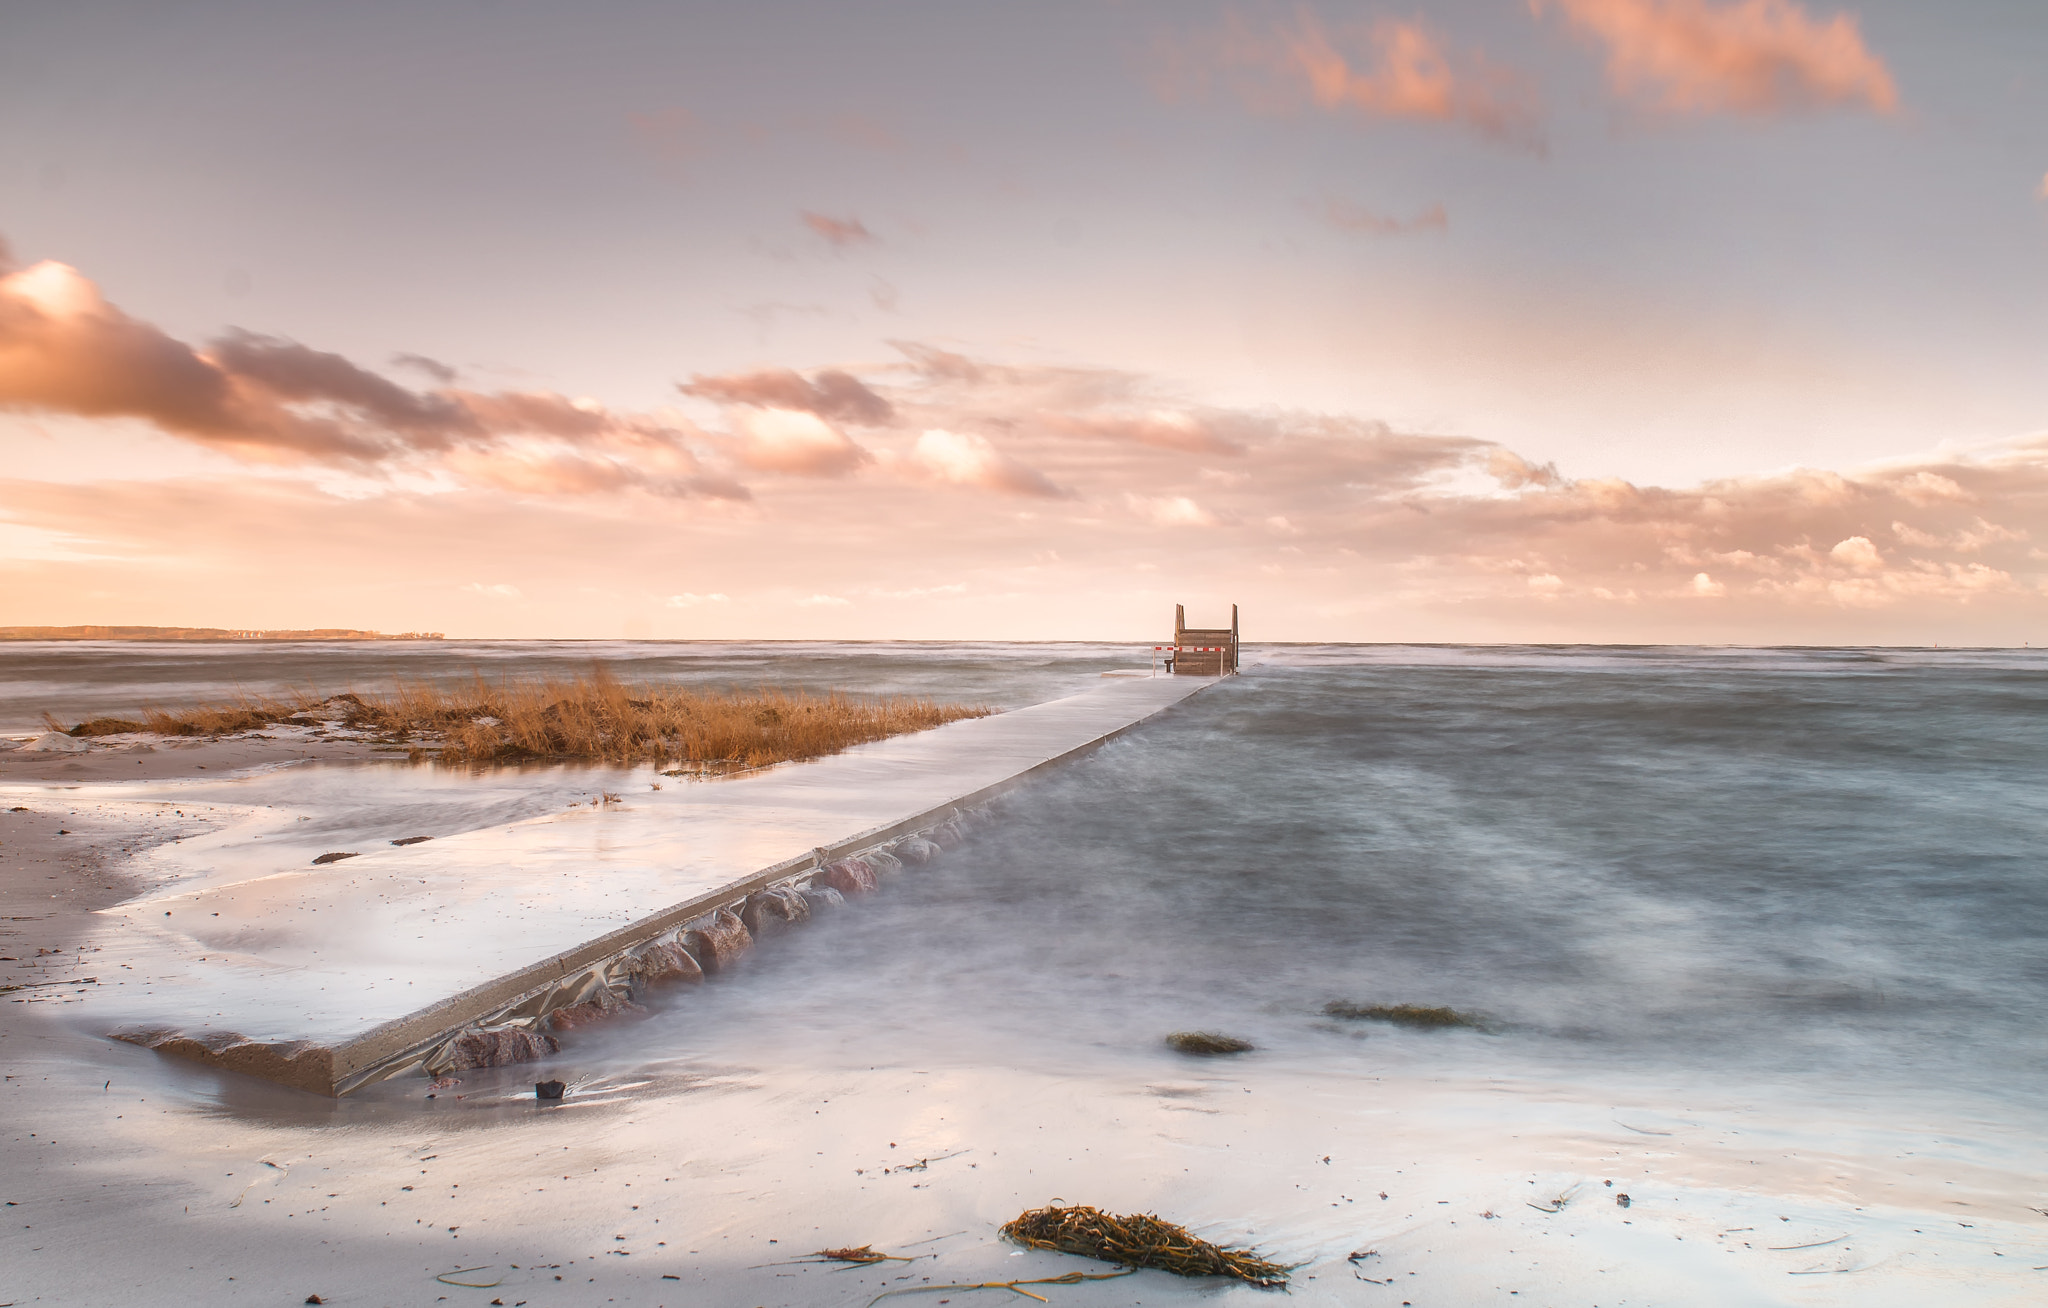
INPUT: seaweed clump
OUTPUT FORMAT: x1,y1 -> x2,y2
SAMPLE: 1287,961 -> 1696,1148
1323,1001 -> 1486,1029
1000,1203 -> 1288,1287
1165,1031 -> 1254,1055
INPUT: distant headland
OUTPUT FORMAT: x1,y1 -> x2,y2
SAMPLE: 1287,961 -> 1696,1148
0,626 -> 445,641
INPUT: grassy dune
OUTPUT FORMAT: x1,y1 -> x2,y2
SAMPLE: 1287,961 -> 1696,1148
50,668 -> 991,769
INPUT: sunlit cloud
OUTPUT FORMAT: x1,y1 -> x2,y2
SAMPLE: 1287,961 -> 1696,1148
462,581 -> 522,599
0,255 -> 744,498
904,428 -> 1065,498
728,407 -> 871,477
1533,0 -> 1899,116
665,592 -> 729,607
1158,8 -> 1544,150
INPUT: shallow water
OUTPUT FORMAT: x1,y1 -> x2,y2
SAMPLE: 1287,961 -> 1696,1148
530,645 -> 2048,1115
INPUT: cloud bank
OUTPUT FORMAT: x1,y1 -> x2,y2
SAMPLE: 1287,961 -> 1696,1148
3,240 -> 2042,641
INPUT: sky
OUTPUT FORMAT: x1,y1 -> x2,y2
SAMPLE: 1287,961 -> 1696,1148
2,0 -> 2046,643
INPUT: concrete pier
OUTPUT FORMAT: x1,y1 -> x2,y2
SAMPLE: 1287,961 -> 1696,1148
95,674 -> 1217,1094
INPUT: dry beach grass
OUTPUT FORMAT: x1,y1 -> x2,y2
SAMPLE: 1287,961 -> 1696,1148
48,666 -> 991,768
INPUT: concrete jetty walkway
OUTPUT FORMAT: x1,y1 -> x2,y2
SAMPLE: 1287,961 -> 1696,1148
82,674 -> 1216,1093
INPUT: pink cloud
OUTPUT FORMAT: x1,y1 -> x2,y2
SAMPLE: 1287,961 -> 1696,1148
903,428 -> 1064,498
681,366 -> 894,425
0,254 -> 744,497
1533,0 -> 1899,115
729,408 -> 871,477
1318,197 -> 1449,236
800,211 -> 877,248
1159,9 -> 1544,150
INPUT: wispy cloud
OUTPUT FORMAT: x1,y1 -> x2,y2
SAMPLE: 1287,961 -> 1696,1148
800,211 -> 877,248
681,366 -> 894,425
1317,197 -> 1449,236
463,581 -> 521,599
1533,0 -> 1899,116
1158,8 -> 1545,150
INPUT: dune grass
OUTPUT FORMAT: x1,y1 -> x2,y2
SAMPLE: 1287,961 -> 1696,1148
48,667 -> 991,768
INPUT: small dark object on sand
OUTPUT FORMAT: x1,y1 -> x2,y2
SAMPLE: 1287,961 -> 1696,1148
1616,1193 -> 1632,1208
1166,1031 -> 1254,1055
306,1297 -> 324,1305
311,851 -> 357,865
1001,1203 -> 1288,1287
813,1245 -> 908,1265
535,1079 -> 565,1100
391,835 -> 432,846
1322,1001 -> 1485,1029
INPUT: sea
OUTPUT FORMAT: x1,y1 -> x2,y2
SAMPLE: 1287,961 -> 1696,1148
3,639 -> 2044,1302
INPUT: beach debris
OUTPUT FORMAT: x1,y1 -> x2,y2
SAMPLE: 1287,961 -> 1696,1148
1001,1203 -> 1288,1287
390,835 -> 432,846
814,1245 -> 912,1265
867,1269 -> 1138,1305
892,836 -> 941,866
1322,1001 -> 1486,1029
742,885 -> 812,939
1165,1031 -> 1255,1055
681,907 -> 753,973
1528,1186 -> 1579,1214
535,1080 -> 565,1101
306,1295 -> 324,1304
310,852 -> 358,866
435,1266 -> 504,1288
814,857 -> 879,897
444,1027 -> 559,1071
1348,1248 -> 1391,1283
1616,1193 -> 1632,1208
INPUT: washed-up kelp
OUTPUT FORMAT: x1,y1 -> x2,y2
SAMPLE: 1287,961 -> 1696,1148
1322,1001 -> 1486,1029
1165,1031 -> 1254,1055
999,1204 -> 1288,1287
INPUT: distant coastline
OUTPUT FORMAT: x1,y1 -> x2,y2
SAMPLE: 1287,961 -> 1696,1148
0,626 -> 445,642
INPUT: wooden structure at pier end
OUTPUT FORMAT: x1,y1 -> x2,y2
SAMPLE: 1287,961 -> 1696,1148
1171,604 -> 1240,675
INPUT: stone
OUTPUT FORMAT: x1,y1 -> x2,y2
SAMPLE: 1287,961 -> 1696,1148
800,885 -> 846,914
446,1027 -> 559,1070
928,820 -> 965,850
861,849 -> 904,878
741,885 -> 811,938
813,857 -> 878,896
628,938 -> 703,984
548,989 -> 642,1031
311,852 -> 358,865
680,907 -> 753,973
893,837 -> 940,866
